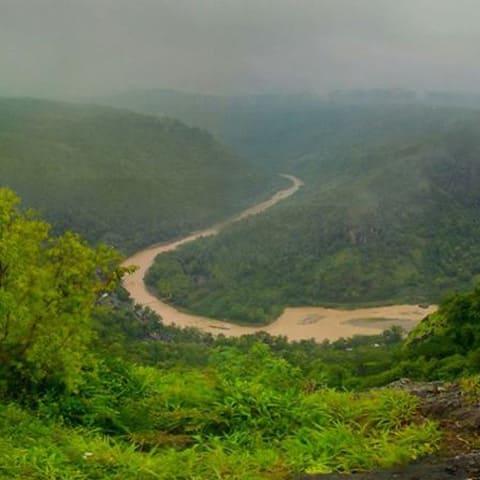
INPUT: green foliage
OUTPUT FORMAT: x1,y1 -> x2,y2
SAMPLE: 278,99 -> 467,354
0,345 -> 440,479
0,188 -> 123,394
101,276 -> 480,389
459,375 -> 480,404
0,97 -> 274,253
0,192 -> 437,478
396,284 -> 480,381
4,99 -> 480,477
146,122 -> 480,324
91,288 -> 412,391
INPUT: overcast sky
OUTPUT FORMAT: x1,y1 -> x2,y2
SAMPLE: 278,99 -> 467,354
1,0 -> 480,97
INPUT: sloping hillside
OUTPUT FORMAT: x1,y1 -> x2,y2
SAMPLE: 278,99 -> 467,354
99,90 -> 477,170
146,123 -> 480,324
0,97 -> 273,252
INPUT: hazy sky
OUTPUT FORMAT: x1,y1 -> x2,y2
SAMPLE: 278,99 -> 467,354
1,0 -> 480,97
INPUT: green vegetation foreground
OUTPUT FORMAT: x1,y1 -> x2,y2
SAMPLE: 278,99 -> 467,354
0,187 -> 440,479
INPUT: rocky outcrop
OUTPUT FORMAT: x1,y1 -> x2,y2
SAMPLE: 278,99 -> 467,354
299,379 -> 480,480
297,452 -> 480,480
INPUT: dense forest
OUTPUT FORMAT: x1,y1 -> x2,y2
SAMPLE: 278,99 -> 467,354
146,118 -> 480,324
0,97 -> 275,253
99,90 -> 478,170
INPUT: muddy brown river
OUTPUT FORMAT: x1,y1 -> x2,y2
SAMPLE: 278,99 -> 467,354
122,175 -> 436,341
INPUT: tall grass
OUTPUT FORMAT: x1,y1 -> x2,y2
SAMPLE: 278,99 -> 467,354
0,345 -> 440,479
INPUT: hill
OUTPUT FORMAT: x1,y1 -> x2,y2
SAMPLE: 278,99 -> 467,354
0,97 -> 273,252
98,89 -> 477,171
146,120 -> 480,324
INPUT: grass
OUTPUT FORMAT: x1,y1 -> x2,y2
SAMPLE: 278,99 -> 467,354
0,345 -> 441,479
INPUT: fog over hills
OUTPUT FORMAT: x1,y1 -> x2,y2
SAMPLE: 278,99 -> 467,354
0,97 -> 273,252
5,1 -> 480,479
146,108 -> 480,323
2,1 -> 480,98
98,89 -> 480,169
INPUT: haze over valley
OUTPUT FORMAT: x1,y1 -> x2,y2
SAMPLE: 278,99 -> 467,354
3,1 -> 480,479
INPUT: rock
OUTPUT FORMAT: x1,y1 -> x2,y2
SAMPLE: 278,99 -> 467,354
298,380 -> 480,479
298,451 -> 480,479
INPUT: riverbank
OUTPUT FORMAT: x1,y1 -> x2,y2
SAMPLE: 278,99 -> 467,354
122,175 -> 436,340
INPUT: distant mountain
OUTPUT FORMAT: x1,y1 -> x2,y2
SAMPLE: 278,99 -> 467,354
327,88 -> 418,104
146,118 -> 480,324
97,89 -> 324,167
0,97 -> 273,252
423,91 -> 480,109
98,89 -> 478,171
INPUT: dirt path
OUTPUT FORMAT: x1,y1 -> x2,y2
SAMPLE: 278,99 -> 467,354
122,175 -> 436,340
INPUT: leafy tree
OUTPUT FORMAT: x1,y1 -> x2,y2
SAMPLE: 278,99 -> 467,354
0,188 -> 124,395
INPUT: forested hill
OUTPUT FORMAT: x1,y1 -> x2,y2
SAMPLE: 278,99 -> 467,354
146,121 -> 480,324
0,97 -> 274,252
98,89 -> 478,171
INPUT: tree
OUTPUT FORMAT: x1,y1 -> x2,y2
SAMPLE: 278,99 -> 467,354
0,188 -> 126,394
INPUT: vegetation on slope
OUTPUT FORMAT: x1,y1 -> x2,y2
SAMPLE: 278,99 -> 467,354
1,363 -> 439,480
0,188 -> 440,479
403,284 -> 480,377
0,97 -> 274,253
146,123 -> 480,324
99,90 -> 477,170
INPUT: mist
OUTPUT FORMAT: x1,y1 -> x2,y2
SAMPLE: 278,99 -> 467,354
1,0 -> 480,98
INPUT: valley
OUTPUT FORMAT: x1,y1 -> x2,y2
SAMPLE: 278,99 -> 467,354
145,116 -> 480,325
123,173 -> 436,340
0,97 -> 275,252
4,3 -> 480,479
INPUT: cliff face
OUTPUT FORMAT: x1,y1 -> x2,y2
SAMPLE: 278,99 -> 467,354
299,380 -> 480,480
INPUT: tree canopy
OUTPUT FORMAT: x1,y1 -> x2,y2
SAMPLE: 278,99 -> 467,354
0,188 -> 124,394
0,97 -> 275,253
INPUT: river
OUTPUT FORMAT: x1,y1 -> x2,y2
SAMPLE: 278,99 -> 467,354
122,175 -> 436,341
